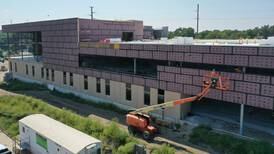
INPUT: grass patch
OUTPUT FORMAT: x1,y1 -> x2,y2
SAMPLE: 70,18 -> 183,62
151,144 -> 176,154
0,95 -> 176,153
0,79 -> 47,91
0,95 -> 133,152
50,89 -> 128,114
189,125 -> 274,154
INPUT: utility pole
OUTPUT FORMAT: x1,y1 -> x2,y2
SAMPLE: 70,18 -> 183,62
196,3 -> 200,38
90,6 -> 95,20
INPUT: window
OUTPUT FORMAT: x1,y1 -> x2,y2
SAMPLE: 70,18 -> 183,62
105,79 -> 110,96
46,68 -> 49,80
84,75 -> 88,90
158,89 -> 165,104
96,78 -> 101,93
22,127 -> 25,133
69,72 -> 73,86
144,87 -> 150,105
9,62 -> 12,71
41,68 -> 44,78
14,63 -> 17,72
36,133 -> 48,150
122,32 -> 134,41
126,83 -> 132,101
25,65 -> 28,75
32,66 -> 35,77
63,72 -> 67,85
51,70 -> 55,81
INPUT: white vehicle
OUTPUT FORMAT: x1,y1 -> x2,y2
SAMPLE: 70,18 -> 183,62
0,144 -> 11,154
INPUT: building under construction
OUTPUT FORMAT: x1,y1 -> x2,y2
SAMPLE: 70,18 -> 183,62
2,18 -> 274,134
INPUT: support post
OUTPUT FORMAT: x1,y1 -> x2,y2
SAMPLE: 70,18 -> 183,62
240,103 -> 244,135
133,58 -> 136,75
161,108 -> 165,120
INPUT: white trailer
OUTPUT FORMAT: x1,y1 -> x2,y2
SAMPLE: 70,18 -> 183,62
19,114 -> 101,154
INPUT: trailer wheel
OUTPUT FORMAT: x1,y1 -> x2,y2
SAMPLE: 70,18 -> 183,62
143,131 -> 152,140
128,126 -> 136,135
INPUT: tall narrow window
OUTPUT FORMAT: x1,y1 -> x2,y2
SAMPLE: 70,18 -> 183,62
69,73 -> 73,86
51,70 -> 55,81
63,72 -> 67,85
46,68 -> 49,80
126,83 -> 132,101
32,66 -> 35,77
9,62 -> 12,71
105,79 -> 110,96
25,64 -> 29,75
158,89 -> 165,104
41,68 -> 44,78
96,78 -> 101,93
84,75 -> 88,90
144,87 -> 150,105
15,63 -> 17,72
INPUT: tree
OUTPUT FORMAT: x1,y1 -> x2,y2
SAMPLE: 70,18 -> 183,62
169,24 -> 274,39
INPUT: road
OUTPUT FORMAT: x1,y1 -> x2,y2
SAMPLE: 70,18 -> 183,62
0,130 -> 13,152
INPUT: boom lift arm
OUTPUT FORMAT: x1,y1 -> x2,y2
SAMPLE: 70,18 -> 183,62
126,71 -> 229,140
130,71 -> 229,115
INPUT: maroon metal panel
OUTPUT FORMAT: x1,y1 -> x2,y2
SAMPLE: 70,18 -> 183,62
183,85 -> 201,95
181,68 -> 199,76
167,52 -> 184,61
133,77 -> 145,86
220,72 -> 243,80
249,56 -> 274,69
191,46 -> 210,53
184,53 -> 202,63
223,91 -> 246,104
210,46 -> 232,54
105,48 -> 116,56
258,47 -> 274,56
247,95 -> 273,109
224,55 -> 248,66
139,50 -> 153,59
159,81 -> 167,89
101,72 -> 111,79
167,82 -> 183,92
233,46 -> 257,55
111,73 -> 121,82
244,74 -> 270,84
203,54 -> 224,64
207,89 -> 222,100
164,66 -> 181,74
115,49 -> 127,57
173,45 -> 190,52
152,51 -> 167,60
121,74 -> 133,83
127,50 -> 139,58
145,78 -> 158,88
175,74 -> 193,84
159,72 -> 175,82
235,81 -> 260,94
261,85 -> 274,97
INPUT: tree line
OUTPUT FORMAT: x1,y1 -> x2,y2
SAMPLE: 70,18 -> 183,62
168,25 -> 274,39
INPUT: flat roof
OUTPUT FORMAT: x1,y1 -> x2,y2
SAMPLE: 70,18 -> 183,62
19,114 -> 101,153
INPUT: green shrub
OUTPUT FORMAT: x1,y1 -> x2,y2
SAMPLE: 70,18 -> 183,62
189,125 -> 274,154
0,79 -> 47,91
152,144 -> 176,154
0,95 -> 135,151
50,89 -> 128,114
115,141 -> 137,154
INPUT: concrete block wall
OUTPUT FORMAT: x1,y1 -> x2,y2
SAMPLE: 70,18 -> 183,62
157,66 -> 274,110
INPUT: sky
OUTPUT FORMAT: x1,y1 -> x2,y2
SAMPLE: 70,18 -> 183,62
0,0 -> 274,31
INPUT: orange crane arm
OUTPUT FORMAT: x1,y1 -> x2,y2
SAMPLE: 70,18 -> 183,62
131,84 -> 211,114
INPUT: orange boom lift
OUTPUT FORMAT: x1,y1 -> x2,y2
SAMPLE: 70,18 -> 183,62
126,71 -> 229,140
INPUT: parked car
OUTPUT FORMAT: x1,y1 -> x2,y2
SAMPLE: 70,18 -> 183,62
0,144 -> 11,154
